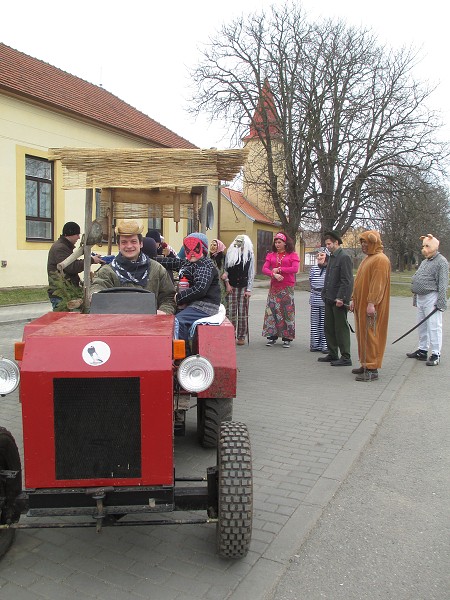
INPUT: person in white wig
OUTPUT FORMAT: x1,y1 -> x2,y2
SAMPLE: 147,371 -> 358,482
222,234 -> 255,345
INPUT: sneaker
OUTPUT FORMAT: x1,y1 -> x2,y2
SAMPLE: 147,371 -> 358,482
310,348 -> 321,352
236,338 -> 246,346
266,339 -> 276,346
352,366 -> 365,374
282,340 -> 291,348
355,369 -> 378,381
330,358 -> 352,366
426,354 -> 440,366
317,354 -> 338,362
406,349 -> 427,361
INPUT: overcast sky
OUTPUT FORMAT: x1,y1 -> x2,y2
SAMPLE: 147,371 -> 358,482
2,0 -> 448,149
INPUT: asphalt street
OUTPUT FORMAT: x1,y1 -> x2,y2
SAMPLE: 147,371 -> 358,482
0,287 -> 448,600
270,342 -> 450,600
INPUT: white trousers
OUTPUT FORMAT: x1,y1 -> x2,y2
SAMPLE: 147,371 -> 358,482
417,292 -> 442,355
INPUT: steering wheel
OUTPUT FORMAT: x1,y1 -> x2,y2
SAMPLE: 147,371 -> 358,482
96,287 -> 152,294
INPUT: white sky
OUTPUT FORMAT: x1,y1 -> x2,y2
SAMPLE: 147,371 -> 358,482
2,0 -> 448,150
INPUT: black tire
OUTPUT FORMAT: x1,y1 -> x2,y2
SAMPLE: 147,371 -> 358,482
216,421 -> 253,558
197,398 -> 233,448
0,427 -> 22,558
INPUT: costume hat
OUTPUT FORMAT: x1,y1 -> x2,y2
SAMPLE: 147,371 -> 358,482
115,219 -> 143,235
324,230 -> 343,245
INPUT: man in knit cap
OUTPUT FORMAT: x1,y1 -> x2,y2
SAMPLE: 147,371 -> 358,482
47,221 -> 104,310
406,234 -> 449,366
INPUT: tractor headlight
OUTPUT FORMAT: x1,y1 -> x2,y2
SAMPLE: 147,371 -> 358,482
177,355 -> 214,393
0,357 -> 20,396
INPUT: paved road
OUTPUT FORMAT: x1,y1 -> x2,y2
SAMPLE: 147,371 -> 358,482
0,290 -> 446,599
270,344 -> 450,600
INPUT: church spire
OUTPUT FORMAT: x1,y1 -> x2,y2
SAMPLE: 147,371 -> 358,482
244,79 -> 280,141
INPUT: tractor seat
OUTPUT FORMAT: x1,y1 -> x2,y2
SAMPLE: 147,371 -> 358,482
90,288 -> 157,314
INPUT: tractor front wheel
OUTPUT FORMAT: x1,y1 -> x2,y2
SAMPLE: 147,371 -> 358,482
197,398 -> 232,448
0,427 -> 22,558
216,421 -> 253,558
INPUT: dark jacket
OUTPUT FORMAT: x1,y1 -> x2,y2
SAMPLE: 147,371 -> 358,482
322,247 -> 353,304
227,261 -> 251,289
47,236 -> 84,296
157,255 -> 221,312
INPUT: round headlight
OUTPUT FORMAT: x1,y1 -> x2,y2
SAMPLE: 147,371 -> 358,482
0,357 -> 20,396
177,355 -> 214,393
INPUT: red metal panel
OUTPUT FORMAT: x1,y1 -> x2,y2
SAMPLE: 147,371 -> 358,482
196,319 -> 237,398
22,311 -> 76,341
20,313 -> 175,489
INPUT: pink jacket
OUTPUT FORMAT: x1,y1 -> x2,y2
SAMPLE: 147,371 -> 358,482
262,251 -> 300,291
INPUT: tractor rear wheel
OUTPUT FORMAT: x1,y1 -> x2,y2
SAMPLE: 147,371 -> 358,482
0,427 -> 22,558
197,398 -> 232,448
216,421 -> 252,558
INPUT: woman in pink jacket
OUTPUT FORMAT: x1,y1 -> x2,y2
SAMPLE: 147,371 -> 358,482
262,232 -> 300,348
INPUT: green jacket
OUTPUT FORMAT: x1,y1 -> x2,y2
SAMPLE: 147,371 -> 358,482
90,260 -> 176,315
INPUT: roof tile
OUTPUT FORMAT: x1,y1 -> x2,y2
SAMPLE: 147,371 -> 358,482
0,43 -> 197,149
221,187 -> 274,224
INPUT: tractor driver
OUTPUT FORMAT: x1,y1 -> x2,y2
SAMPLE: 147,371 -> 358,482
90,220 -> 176,315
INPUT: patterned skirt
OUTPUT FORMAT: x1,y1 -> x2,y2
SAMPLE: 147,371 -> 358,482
262,286 -> 295,340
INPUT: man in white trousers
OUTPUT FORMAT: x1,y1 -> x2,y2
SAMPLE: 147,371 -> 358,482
406,234 -> 449,366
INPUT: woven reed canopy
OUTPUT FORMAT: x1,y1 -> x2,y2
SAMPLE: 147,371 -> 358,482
48,147 -> 247,191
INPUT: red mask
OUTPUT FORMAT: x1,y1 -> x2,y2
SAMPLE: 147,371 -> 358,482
183,237 -> 204,260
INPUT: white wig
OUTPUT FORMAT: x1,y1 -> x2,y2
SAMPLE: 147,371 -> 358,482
226,235 -> 254,267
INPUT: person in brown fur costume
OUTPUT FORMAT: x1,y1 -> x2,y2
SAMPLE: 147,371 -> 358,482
349,231 -> 391,381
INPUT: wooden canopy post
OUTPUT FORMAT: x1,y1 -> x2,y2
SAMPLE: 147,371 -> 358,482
83,188 -> 93,312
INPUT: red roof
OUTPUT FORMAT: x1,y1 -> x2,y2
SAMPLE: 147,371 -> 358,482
243,79 -> 280,142
221,187 -> 275,224
0,43 -> 196,149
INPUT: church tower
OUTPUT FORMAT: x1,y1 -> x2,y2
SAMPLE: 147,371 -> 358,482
242,79 -> 285,222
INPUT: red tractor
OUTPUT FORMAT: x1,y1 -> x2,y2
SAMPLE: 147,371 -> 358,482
0,148 -> 253,559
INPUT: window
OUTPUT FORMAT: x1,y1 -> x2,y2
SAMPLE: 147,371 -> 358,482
25,156 -> 53,241
147,206 -> 162,235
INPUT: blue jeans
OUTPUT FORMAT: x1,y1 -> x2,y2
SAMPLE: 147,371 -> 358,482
175,306 -> 209,346
50,296 -> 62,310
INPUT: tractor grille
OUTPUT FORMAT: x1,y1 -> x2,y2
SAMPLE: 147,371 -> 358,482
54,377 -> 141,480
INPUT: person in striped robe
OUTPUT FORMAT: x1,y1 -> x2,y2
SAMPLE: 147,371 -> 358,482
309,248 -> 329,352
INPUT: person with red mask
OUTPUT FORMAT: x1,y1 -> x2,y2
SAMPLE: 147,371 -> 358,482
156,233 -> 221,349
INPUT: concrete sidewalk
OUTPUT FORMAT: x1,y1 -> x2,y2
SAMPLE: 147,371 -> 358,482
0,301 -> 50,325
0,289 -> 442,600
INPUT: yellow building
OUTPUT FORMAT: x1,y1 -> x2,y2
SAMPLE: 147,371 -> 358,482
0,43 -> 222,289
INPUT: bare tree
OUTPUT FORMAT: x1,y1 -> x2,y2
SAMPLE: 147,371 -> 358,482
366,171 -> 450,270
189,2 -> 448,240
